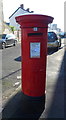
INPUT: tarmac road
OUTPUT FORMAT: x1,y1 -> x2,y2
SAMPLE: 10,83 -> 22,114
1,43 -> 21,104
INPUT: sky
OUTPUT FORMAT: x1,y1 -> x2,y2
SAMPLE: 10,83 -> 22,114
3,0 -> 65,31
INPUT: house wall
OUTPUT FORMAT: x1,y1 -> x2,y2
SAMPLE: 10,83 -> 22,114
0,0 -> 4,34
9,8 -> 29,30
3,22 -> 12,34
14,30 -> 21,41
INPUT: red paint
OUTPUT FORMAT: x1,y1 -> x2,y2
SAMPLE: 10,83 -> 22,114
15,14 -> 53,97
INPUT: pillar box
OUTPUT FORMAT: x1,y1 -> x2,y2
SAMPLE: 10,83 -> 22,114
15,14 -> 54,97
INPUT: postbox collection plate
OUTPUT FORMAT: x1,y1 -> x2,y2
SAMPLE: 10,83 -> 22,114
30,42 -> 40,58
33,27 -> 38,31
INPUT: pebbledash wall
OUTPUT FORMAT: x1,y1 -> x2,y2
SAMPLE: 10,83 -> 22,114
0,0 -> 4,34
64,1 -> 66,33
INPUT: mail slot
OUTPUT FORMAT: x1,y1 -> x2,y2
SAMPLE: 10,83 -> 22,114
15,14 -> 54,97
28,33 -> 43,36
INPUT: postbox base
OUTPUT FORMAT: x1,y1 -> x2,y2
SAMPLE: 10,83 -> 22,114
18,92 -> 46,119
22,91 -> 45,100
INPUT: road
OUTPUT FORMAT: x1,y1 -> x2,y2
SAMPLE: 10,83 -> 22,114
1,39 -> 65,119
2,43 -> 21,103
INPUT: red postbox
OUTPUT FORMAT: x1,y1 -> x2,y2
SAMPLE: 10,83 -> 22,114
15,14 -> 53,97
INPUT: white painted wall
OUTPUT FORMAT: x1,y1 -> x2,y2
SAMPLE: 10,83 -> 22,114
9,8 -> 29,30
0,0 -> 3,34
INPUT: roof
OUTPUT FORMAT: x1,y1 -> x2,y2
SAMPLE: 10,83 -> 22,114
9,5 -> 34,19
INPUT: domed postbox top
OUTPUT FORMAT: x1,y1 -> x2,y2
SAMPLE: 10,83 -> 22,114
15,14 -> 54,27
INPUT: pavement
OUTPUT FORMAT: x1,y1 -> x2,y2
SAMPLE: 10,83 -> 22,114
1,44 -> 65,120
2,91 -> 45,120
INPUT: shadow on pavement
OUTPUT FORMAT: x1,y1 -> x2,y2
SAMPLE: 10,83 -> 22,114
2,92 -> 45,120
46,49 -> 65,119
14,56 -> 21,62
47,47 -> 63,55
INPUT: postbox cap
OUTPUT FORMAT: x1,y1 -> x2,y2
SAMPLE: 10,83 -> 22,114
15,14 -> 54,27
